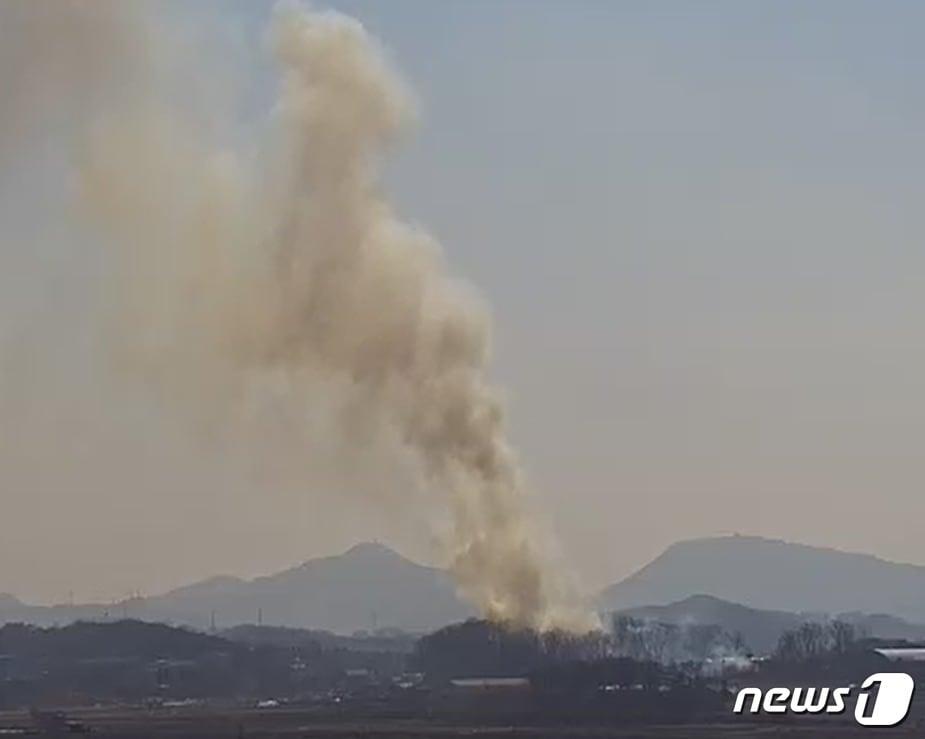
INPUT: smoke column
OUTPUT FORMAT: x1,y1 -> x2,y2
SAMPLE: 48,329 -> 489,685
5,2 -> 595,630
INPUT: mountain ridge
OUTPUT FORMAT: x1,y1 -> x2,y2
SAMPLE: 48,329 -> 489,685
0,542 -> 474,634
5,535 -> 925,634
598,534 -> 925,623
615,592 -> 925,654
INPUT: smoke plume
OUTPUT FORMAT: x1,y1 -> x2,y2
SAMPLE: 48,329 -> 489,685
3,2 -> 594,630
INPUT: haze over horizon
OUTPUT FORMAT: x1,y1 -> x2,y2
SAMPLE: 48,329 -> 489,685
3,1 -> 925,607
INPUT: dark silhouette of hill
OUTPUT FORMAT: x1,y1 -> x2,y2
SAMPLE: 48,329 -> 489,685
599,535 -> 925,623
614,594 -> 925,655
617,594 -> 800,654
0,543 -> 473,634
7,536 -> 925,637
142,542 -> 473,633
0,619 -> 417,709
0,619 -> 231,661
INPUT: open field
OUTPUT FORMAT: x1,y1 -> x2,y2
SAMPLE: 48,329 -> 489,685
2,706 -> 925,739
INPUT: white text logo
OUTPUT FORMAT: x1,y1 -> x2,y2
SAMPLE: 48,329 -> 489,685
733,672 -> 915,727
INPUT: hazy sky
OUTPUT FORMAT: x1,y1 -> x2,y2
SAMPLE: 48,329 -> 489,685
3,1 -> 925,604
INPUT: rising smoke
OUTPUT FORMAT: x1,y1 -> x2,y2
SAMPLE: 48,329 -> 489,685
2,2 -> 594,631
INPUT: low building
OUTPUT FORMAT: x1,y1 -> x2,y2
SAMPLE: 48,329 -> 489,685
874,648 -> 925,662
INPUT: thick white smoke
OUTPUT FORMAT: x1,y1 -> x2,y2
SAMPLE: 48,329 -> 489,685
5,2 -> 595,630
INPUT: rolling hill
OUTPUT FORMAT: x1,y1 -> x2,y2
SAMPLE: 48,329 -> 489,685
617,594 -> 802,653
615,593 -> 925,654
0,543 -> 474,634
6,535 -> 925,637
599,535 -> 925,623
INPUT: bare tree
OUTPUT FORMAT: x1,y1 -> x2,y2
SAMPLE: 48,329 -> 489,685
775,620 -> 858,662
827,620 -> 856,654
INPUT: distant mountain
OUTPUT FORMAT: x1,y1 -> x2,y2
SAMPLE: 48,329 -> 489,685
9,535 -> 925,637
618,594 -> 801,654
0,543 -> 474,634
599,535 -> 925,623
615,594 -> 925,655
143,542 -> 474,633
0,593 -> 120,626
837,611 -> 925,644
